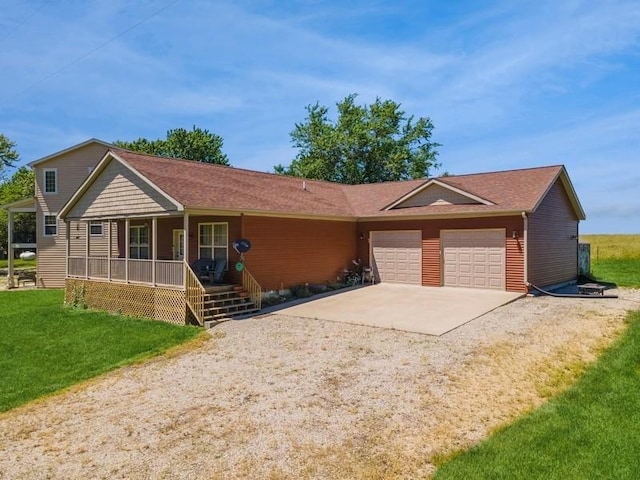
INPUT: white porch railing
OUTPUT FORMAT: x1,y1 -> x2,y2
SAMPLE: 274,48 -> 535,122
88,258 -> 108,278
68,256 -> 184,287
69,256 -> 86,277
157,260 -> 184,286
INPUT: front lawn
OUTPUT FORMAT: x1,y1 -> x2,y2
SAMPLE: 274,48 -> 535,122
590,259 -> 640,288
434,310 -> 640,479
581,234 -> 640,287
0,289 -> 202,412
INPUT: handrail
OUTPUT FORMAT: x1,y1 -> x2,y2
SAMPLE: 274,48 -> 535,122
184,261 -> 206,326
242,267 -> 262,311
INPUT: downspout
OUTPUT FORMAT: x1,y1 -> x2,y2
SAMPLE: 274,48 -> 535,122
522,211 -> 528,289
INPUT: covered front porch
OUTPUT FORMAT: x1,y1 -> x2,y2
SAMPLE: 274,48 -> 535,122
64,213 -> 262,326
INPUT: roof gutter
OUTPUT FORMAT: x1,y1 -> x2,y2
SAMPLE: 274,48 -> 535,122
358,210 -> 529,222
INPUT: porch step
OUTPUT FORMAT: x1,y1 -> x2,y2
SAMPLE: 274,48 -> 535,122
200,284 -> 260,328
204,308 -> 260,328
204,296 -> 251,307
205,307 -> 260,323
203,299 -> 255,313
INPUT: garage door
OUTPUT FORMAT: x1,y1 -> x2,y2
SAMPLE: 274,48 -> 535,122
441,229 -> 505,290
371,231 -> 422,285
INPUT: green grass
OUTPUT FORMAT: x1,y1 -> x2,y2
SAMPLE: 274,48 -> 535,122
0,258 -> 36,269
580,234 -> 640,287
589,259 -> 640,288
0,289 -> 202,412
434,310 -> 640,479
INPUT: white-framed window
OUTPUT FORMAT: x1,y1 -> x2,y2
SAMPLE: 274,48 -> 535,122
44,214 -> 58,236
198,223 -> 228,264
89,221 -> 103,236
129,225 -> 149,259
43,168 -> 57,194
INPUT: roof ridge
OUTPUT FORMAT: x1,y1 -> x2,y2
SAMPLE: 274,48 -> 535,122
436,164 -> 563,180
112,148 -> 358,188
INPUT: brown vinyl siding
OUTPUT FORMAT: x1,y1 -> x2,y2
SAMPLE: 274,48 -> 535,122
527,180 -> 579,287
506,236 -> 525,292
35,142 -> 110,287
66,159 -> 179,219
357,216 -> 526,292
36,220 -> 68,288
87,221 -> 115,257
68,220 -> 89,256
422,238 -> 441,286
243,216 -> 357,291
66,221 -> 118,257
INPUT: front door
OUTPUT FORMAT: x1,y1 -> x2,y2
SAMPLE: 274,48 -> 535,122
173,229 -> 185,260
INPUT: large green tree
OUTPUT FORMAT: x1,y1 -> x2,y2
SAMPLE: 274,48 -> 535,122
0,134 -> 19,175
275,94 -> 441,184
114,126 -> 230,165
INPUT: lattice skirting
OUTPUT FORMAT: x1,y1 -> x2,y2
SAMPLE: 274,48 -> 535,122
65,279 -> 187,325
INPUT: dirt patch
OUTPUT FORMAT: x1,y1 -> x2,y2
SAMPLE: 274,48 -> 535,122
0,289 -> 638,479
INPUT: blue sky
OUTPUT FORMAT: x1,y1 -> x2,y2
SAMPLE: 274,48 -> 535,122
1,0 -> 638,233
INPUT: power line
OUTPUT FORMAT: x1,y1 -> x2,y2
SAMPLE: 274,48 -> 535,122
1,0 -> 180,106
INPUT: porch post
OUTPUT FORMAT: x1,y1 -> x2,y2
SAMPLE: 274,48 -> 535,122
183,212 -> 189,287
152,216 -> 157,285
65,220 -> 70,279
125,218 -> 130,283
6,210 -> 14,289
107,220 -> 112,281
85,222 -> 90,279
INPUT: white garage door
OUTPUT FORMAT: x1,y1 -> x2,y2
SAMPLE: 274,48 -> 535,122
441,229 -> 505,290
371,231 -> 422,285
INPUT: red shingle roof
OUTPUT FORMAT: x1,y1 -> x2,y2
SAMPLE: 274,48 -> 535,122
110,150 -> 582,219
115,150 -> 354,217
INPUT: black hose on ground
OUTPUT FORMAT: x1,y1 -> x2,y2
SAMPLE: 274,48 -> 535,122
526,282 -> 618,299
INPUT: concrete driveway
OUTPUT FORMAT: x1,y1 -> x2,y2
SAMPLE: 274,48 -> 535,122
274,283 -> 524,335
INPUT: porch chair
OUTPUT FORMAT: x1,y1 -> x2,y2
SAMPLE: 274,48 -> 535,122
191,258 -> 214,284
212,258 -> 227,284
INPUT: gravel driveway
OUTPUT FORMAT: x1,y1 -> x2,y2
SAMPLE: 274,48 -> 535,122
1,289 -> 639,479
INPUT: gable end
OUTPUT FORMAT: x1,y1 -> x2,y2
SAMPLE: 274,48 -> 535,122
64,158 -> 180,219
386,180 -> 494,210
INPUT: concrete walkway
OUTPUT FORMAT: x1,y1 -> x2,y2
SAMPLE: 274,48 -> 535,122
275,283 -> 524,335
